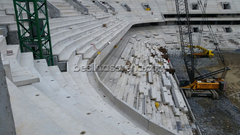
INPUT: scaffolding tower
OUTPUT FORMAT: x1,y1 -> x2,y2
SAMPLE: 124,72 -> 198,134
13,0 -> 54,66
175,0 -> 195,83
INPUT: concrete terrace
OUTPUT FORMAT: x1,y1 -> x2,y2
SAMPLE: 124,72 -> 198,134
1,0 -> 240,135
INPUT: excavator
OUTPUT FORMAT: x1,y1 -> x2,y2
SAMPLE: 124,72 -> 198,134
175,0 -> 230,99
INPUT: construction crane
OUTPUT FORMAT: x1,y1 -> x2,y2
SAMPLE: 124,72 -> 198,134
187,45 -> 214,58
174,0 -> 230,99
187,0 -> 214,58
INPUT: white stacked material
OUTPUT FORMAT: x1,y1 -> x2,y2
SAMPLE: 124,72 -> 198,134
162,87 -> 170,105
99,30 -> 194,134
169,74 -> 187,111
148,71 -> 153,84
161,72 -> 171,89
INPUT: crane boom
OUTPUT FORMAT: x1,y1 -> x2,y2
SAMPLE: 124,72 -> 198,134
197,0 -> 226,66
175,0 -> 195,83
175,0 -> 229,99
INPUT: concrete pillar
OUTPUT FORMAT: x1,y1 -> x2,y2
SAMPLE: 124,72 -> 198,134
0,53 -> 16,135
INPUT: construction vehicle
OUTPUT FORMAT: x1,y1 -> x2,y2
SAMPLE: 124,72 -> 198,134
182,67 -> 230,99
175,0 -> 230,99
187,45 -> 214,58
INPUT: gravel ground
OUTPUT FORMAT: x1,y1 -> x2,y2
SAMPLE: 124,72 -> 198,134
170,52 -> 240,135
169,56 -> 218,81
188,96 -> 240,135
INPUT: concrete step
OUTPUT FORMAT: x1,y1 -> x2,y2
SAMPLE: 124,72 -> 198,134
6,78 -> 68,135
0,10 -> 5,15
52,24 -> 102,56
75,20 -> 123,57
0,15 -> 14,24
76,45 -> 93,58
48,65 -> 67,87
59,9 -> 76,12
57,5 -> 74,10
51,2 -> 71,6
11,69 -> 39,86
18,84 -> 91,135
62,72 -> 80,90
61,12 -> 79,17
0,0 -> 13,2
0,3 -> 13,9
19,52 -> 34,68
49,15 -> 89,23
0,35 -> 8,52
1,44 -> 21,68
34,59 -> 51,77
58,25 -> 108,60
52,17 -> 109,50
50,17 -> 95,34
67,54 -> 82,73
0,44 -> 40,87
84,21 -> 130,59
58,70 -> 148,134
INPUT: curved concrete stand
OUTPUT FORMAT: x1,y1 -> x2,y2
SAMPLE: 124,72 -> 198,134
91,21 -> 179,135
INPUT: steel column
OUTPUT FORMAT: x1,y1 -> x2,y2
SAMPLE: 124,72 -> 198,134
13,0 -> 54,66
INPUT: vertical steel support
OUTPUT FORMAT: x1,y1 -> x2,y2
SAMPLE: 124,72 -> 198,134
175,0 -> 195,83
13,0 -> 54,66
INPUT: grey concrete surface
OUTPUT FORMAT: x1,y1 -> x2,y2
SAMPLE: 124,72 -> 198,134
0,53 -> 16,135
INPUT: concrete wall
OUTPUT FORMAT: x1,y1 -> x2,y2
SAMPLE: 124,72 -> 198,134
92,22 -> 179,135
0,53 -> 16,135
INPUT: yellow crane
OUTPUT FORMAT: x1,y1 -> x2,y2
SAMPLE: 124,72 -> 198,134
187,45 -> 214,58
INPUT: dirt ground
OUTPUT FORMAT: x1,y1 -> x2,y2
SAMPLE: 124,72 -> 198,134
170,51 -> 240,135
205,52 -> 240,109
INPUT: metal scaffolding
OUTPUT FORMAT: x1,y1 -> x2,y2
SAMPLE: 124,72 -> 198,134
175,0 -> 195,83
13,0 -> 54,66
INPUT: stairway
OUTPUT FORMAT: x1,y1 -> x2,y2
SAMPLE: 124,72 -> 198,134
80,0 -> 112,19
0,35 -> 39,86
49,0 -> 80,17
